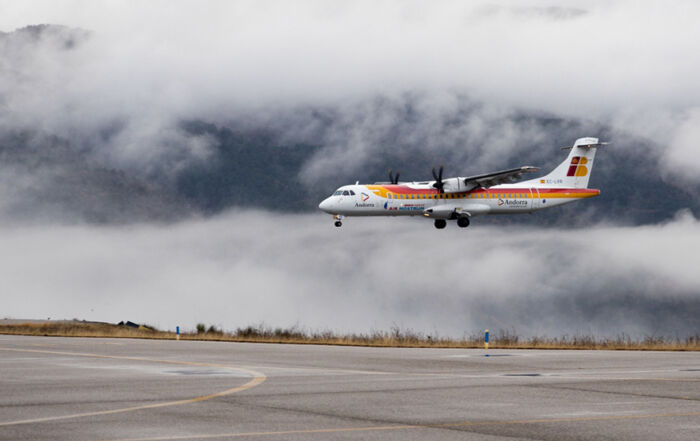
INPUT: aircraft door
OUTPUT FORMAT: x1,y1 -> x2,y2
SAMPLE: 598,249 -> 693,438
530,188 -> 540,211
339,190 -> 351,205
385,193 -> 398,213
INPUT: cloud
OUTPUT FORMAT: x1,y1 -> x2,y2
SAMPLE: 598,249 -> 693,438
2,210 -> 698,338
2,1 -> 700,183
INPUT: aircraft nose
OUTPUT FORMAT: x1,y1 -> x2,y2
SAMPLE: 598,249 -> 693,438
318,197 -> 334,213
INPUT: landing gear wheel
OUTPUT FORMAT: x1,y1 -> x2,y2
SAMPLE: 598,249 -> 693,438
457,216 -> 470,228
334,221 -> 342,227
434,219 -> 447,229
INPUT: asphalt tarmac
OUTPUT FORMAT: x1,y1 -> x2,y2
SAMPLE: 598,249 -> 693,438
0,335 -> 699,441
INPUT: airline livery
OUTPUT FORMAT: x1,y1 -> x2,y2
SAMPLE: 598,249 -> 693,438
319,137 -> 606,229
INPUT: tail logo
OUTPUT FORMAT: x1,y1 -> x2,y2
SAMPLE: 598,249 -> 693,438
567,156 -> 589,177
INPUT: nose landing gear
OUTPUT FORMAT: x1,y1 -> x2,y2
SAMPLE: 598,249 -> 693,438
334,220 -> 342,227
333,214 -> 343,227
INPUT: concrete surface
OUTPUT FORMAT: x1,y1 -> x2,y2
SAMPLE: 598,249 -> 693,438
0,335 -> 699,440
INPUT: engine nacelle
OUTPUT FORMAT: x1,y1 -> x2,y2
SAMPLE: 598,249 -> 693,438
440,177 -> 464,193
441,177 -> 480,193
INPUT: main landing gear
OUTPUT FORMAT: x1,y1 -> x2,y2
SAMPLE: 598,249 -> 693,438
434,216 -> 470,229
457,216 -> 470,228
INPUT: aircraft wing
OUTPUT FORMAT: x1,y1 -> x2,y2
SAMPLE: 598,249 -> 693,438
463,166 -> 539,190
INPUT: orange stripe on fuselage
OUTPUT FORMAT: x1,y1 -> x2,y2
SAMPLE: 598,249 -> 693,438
366,185 -> 600,199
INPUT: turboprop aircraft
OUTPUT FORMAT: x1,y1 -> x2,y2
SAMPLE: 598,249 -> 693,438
318,137 -> 606,229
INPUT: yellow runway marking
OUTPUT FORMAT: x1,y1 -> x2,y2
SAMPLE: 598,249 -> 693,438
0,347 -> 266,427
92,410 -> 700,441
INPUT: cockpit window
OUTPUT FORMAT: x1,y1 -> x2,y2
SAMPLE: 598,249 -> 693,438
349,190 -> 356,195
342,190 -> 350,196
333,190 -> 342,196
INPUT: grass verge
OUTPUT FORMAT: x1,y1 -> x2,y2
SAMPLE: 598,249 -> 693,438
1,321 -> 698,351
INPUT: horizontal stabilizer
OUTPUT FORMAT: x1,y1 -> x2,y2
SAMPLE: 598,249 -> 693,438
561,141 -> 610,150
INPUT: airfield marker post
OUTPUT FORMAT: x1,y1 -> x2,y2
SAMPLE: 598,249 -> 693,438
176,326 -> 180,341
484,329 -> 489,350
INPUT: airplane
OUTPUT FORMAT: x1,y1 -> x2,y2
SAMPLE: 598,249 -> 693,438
318,137 -> 606,229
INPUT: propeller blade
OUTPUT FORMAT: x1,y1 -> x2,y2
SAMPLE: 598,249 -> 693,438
394,170 -> 400,184
431,167 -> 445,192
388,169 -> 394,184
431,166 -> 446,192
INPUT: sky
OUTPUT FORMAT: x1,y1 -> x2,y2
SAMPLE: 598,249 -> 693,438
0,0 -> 699,337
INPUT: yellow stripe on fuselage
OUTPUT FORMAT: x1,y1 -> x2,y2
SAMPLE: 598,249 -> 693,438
364,185 -> 599,200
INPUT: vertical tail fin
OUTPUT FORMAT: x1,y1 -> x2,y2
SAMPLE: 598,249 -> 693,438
537,137 -> 606,188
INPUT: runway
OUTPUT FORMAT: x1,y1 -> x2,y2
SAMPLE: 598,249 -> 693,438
0,335 -> 698,440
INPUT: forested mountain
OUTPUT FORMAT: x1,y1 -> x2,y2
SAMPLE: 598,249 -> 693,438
1,25 -> 697,225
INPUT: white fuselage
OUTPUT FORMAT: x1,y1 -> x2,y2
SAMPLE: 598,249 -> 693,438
318,182 -> 599,219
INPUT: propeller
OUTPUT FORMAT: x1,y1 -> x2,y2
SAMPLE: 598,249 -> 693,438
388,168 -> 401,185
431,165 -> 444,193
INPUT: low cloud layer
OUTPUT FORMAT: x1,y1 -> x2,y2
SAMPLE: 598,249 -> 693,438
3,210 -> 698,338
2,1 -> 700,184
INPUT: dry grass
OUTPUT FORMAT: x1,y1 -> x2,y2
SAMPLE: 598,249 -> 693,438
1,321 -> 698,351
